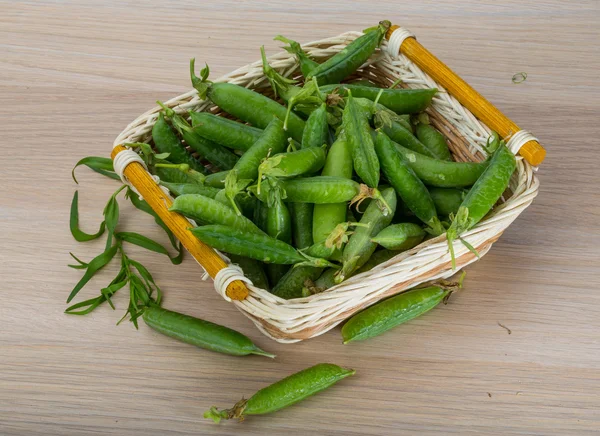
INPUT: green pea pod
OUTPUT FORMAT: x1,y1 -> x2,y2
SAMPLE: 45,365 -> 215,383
152,112 -> 207,174
191,225 -> 334,267
354,249 -> 397,274
415,122 -> 452,161
142,305 -> 274,357
342,279 -> 463,344
160,181 -> 220,198
189,112 -> 262,151
191,60 -> 305,142
258,146 -> 326,185
170,194 -> 262,234
312,137 -> 352,243
228,254 -> 270,290
321,84 -> 437,114
270,266 -> 323,299
342,92 -> 380,188
302,103 -> 329,149
336,187 -> 397,283
226,117 -> 287,213
265,200 -> 292,285
205,170 -> 229,188
393,141 -> 489,188
274,35 -> 320,78
375,116 -> 436,158
306,21 -> 390,85
289,202 -> 314,250
158,103 -> 239,170
155,167 -> 204,185
375,131 -> 444,235
312,268 -> 338,292
353,98 -> 412,132
371,223 -> 426,251
446,144 -> 516,267
205,363 -> 355,422
430,187 -> 466,217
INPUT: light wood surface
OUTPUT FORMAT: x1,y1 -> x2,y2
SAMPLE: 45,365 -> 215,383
1,1 -> 599,435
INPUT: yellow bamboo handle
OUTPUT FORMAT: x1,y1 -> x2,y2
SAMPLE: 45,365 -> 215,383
386,25 -> 546,166
111,145 -> 249,301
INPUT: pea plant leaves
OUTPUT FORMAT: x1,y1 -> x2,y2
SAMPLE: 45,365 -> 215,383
72,156 -> 120,183
67,167 -> 184,324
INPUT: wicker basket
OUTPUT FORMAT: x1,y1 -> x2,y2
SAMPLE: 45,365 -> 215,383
111,26 -> 542,343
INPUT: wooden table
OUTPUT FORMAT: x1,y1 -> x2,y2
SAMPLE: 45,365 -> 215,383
2,1 -> 599,434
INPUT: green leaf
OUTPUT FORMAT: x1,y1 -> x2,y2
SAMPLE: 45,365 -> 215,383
68,252 -> 89,269
66,244 -> 119,303
154,152 -> 171,160
128,259 -> 163,305
70,191 -> 106,242
72,156 -> 117,184
116,231 -> 182,265
103,186 -> 125,250
128,189 -> 183,258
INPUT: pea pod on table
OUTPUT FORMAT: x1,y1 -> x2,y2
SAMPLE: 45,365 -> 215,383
305,21 -> 390,85
142,305 -> 274,357
189,112 -> 262,152
191,60 -> 305,142
205,363 -> 355,423
341,274 -> 465,344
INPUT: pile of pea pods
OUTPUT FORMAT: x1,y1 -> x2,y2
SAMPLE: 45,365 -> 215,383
69,21 -> 517,422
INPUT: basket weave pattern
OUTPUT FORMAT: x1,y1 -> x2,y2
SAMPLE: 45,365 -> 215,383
114,31 -> 539,343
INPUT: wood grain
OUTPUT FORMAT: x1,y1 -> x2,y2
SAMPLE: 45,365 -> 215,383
1,1 -> 599,435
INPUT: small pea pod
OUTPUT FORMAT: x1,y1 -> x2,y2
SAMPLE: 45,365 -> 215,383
320,84 -> 437,114
228,254 -> 270,291
225,117 -> 287,213
353,98 -> 412,132
336,187 -> 397,283
170,194 -> 262,234
289,202 -> 314,250
191,225 -> 335,267
204,170 -> 229,188
302,103 -> 329,149
152,112 -> 207,174
341,275 -> 465,343
393,142 -> 489,188
446,144 -> 516,268
265,200 -> 293,285
270,266 -> 323,299
342,91 -> 380,188
429,187 -> 466,217
160,182 -> 220,198
306,21 -> 390,85
257,146 -> 326,192
312,137 -> 352,243
142,305 -> 274,357
375,115 -> 436,158
371,223 -> 426,251
189,112 -> 262,151
274,35 -> 320,78
205,363 -> 355,422
415,122 -> 452,161
375,131 -> 444,235
191,60 -> 305,142
158,102 -> 239,170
